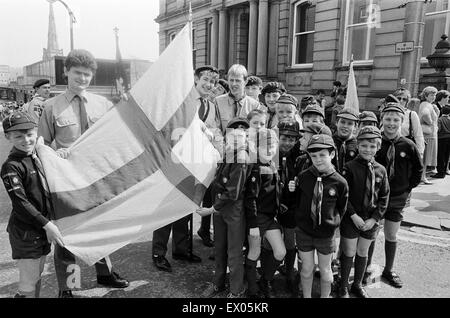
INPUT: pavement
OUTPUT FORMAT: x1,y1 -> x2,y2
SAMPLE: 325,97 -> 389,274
0,135 -> 449,298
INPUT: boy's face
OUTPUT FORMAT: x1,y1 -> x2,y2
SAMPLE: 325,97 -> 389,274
279,134 -> 297,153
5,128 -> 38,154
195,72 -> 218,98
357,139 -> 380,161
309,149 -> 335,173
336,118 -> 357,139
265,92 -> 281,112
249,114 -> 266,131
360,121 -> 377,128
382,112 -> 403,136
276,104 -> 296,122
211,84 -> 226,98
245,85 -> 262,100
302,113 -> 323,130
65,66 -> 93,93
228,74 -> 246,97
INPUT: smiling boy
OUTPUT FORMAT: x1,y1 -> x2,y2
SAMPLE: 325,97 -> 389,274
333,108 -> 359,173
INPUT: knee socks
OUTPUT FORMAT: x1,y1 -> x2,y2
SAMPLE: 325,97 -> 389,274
384,240 -> 397,273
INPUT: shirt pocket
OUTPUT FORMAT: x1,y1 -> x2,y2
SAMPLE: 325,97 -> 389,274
88,114 -> 101,125
55,115 -> 79,145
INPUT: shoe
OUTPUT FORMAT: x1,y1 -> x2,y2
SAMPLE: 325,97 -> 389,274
350,284 -> 370,298
97,271 -> 130,288
14,293 -> 27,298
381,270 -> 403,288
197,230 -> 214,247
286,273 -> 300,297
227,288 -> 246,298
172,252 -> 202,263
421,178 -> 432,185
201,282 -> 225,298
430,169 -> 438,174
430,174 -> 445,179
259,278 -> 275,298
153,255 -> 172,272
58,290 -> 74,298
338,286 -> 350,298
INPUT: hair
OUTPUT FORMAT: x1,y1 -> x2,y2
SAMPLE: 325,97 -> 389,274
64,49 -> 98,72
406,98 -> 420,113
262,82 -> 285,95
442,105 -> 450,115
357,137 -> 381,147
393,88 -> 412,101
419,86 -> 438,102
217,79 -> 230,93
381,110 -> 405,121
228,64 -> 248,81
247,109 -> 267,121
435,90 -> 450,103
246,76 -> 263,87
333,81 -> 342,87
302,112 -> 324,122
194,68 -> 219,80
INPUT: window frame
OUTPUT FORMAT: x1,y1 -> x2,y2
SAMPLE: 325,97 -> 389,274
291,0 -> 316,68
421,1 -> 450,63
342,0 -> 379,66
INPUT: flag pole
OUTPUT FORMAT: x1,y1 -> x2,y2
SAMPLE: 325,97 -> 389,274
188,0 -> 195,258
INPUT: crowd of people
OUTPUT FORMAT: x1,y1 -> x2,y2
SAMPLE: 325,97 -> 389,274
1,48 -> 450,298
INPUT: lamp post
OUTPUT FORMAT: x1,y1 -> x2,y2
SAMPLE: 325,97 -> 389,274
420,34 -> 450,92
49,0 -> 76,51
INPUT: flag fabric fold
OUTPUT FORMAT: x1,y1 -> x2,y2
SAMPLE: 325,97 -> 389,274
344,60 -> 359,113
36,23 -> 220,266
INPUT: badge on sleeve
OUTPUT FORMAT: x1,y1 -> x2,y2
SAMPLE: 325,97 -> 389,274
349,151 -> 355,157
251,176 -> 256,182
2,172 -> 21,192
329,188 -> 336,197
375,177 -> 381,183
223,177 -> 228,183
400,152 -> 406,158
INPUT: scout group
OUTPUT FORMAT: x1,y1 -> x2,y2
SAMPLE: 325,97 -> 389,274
3,49 -> 449,299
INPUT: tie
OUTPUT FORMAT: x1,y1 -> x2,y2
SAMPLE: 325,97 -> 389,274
234,100 -> 241,117
365,159 -> 376,209
280,156 -> 288,190
76,95 -> 89,134
338,141 -> 346,171
198,98 -> 207,122
310,166 -> 336,229
383,135 -> 398,181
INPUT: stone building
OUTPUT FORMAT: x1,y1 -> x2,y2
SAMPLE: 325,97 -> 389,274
156,0 -> 450,110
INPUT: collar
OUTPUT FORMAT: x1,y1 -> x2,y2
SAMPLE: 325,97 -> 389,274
310,165 -> 336,178
355,155 -> 374,165
333,133 -> 354,143
382,132 -> 401,143
9,147 -> 33,159
229,92 -> 246,103
65,89 -> 87,103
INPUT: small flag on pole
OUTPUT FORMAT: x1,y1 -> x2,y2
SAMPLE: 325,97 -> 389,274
344,55 -> 359,113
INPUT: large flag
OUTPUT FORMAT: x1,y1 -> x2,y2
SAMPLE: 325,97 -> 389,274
344,60 -> 359,112
36,23 -> 220,266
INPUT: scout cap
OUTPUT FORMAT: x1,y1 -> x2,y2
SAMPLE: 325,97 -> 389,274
357,126 -> 382,140
359,111 -> 378,123
277,94 -> 298,108
382,102 -> 405,115
33,79 -> 50,89
300,122 -> 332,136
307,134 -> 336,150
246,76 -> 263,87
261,82 -> 285,95
337,108 -> 360,121
3,111 -> 37,133
278,121 -> 300,137
302,104 -> 324,118
227,117 -> 250,129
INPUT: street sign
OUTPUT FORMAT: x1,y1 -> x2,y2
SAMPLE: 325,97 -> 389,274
395,41 -> 414,53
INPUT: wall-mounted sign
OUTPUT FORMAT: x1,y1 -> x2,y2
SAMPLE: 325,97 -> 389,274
395,41 -> 414,53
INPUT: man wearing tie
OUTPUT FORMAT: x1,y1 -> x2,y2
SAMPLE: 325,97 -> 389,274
38,49 -> 129,297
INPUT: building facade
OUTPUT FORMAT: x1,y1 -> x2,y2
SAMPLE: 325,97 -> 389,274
0,65 -> 10,87
156,0 -> 450,111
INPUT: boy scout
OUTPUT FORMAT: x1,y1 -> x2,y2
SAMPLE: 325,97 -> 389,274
333,108 -> 360,173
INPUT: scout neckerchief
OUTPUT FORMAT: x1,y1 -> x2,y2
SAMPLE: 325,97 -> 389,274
31,150 -> 55,219
382,133 -> 401,181
357,155 -> 376,209
267,111 -> 276,128
336,135 -> 350,172
310,165 -> 336,229
198,98 -> 210,123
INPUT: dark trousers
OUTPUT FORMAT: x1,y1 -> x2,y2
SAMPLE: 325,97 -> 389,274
54,245 -> 112,290
199,186 -> 213,235
437,138 -> 450,175
213,202 -> 246,295
152,215 -> 190,257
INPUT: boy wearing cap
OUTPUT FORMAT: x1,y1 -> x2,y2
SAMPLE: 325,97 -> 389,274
245,76 -> 263,102
333,108 -> 359,173
1,112 -> 64,297
339,126 -> 389,298
197,118 -> 252,298
371,103 -> 423,288
289,134 -> 348,298
359,111 -> 379,128
26,79 -> 51,122
302,104 -> 325,131
272,94 -> 303,130
277,120 -> 301,297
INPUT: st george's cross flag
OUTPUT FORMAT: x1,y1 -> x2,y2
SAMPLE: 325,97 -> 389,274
35,23 -> 220,266
344,59 -> 360,113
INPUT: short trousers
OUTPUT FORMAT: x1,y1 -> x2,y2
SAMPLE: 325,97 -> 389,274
8,226 -> 51,260
277,209 -> 296,229
254,213 -> 282,237
295,227 -> 336,255
340,215 -> 379,240
384,192 -> 410,223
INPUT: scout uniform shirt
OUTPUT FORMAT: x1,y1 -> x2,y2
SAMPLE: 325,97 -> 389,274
342,156 -> 390,222
26,94 -> 48,123
1,148 -> 51,236
38,90 -> 113,149
332,134 -> 358,173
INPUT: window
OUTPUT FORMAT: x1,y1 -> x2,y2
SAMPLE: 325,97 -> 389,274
206,20 -> 212,65
343,0 -> 380,64
423,0 -> 450,58
292,0 -> 316,66
192,28 -> 197,69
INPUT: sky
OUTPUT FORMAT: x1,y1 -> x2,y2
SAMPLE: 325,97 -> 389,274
0,0 -> 160,68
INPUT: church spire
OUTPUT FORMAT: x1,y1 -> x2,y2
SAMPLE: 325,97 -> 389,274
43,0 -> 63,60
